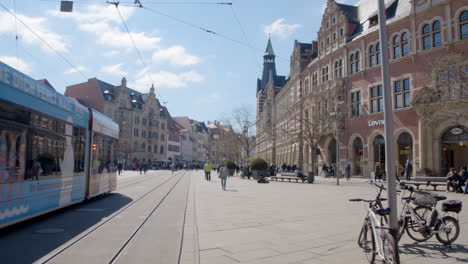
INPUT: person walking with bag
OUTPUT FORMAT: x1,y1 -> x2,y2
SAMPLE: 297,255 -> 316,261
218,163 -> 229,190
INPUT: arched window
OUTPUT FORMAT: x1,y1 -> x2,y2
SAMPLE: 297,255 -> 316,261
369,42 -> 380,67
397,132 -> 413,170
393,36 -> 400,59
422,20 -> 442,50
460,11 -> 468,40
349,52 -> 360,74
334,59 -> 343,78
432,21 -> 441,47
401,32 -> 409,56
422,24 -> 431,50
352,137 -> 363,175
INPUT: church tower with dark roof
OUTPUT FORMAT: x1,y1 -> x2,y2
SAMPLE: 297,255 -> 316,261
257,37 -> 282,92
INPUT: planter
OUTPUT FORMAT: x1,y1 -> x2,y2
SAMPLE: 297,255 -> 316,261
252,169 -> 267,180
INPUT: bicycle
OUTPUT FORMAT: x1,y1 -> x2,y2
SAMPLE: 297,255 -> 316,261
397,182 -> 462,246
350,183 -> 397,263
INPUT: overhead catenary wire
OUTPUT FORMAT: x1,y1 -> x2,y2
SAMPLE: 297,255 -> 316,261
13,0 -> 19,66
0,2 -> 88,80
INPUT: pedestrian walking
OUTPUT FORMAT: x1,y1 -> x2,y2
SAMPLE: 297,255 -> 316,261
375,163 -> 382,182
322,164 -> 327,177
446,167 -> 458,192
345,162 -> 351,181
218,163 -> 229,190
132,162 -> 137,171
456,167 -> 467,193
170,163 -> 175,174
404,160 -> 413,181
138,160 -> 143,174
204,162 -> 212,181
281,163 -> 287,173
117,162 -> 123,175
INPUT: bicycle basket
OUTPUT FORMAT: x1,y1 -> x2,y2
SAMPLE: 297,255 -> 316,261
413,192 -> 437,207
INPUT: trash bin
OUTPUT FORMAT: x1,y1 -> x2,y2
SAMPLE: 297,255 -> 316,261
307,171 -> 314,184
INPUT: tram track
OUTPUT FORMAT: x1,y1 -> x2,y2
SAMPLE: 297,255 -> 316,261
109,171 -> 191,264
37,171 -> 187,264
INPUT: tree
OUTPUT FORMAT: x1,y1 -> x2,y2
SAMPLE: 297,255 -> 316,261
278,80 -> 345,174
412,54 -> 468,120
221,105 -> 257,163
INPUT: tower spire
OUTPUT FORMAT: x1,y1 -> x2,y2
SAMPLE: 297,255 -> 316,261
264,35 -> 275,57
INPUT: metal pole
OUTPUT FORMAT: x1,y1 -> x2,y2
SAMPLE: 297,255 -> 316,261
336,103 -> 340,186
377,0 -> 399,263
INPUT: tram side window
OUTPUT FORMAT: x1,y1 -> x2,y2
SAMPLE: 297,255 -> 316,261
73,127 -> 86,175
0,100 -> 30,183
29,132 -> 65,179
91,133 -> 116,174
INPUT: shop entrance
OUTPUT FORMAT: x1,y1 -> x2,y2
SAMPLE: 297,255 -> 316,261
440,127 -> 468,176
352,137 -> 363,175
373,135 -> 385,175
397,132 -> 413,174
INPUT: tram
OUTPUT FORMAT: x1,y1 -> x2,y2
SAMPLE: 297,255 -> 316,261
0,61 -> 119,229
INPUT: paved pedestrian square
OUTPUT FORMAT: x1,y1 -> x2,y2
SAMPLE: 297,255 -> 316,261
182,172 -> 468,264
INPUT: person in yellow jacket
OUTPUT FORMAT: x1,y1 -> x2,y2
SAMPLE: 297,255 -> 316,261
204,162 -> 212,181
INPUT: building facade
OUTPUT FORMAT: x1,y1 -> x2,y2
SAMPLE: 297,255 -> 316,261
257,0 -> 468,177
65,78 -> 169,166
174,117 -> 209,166
207,121 -> 238,166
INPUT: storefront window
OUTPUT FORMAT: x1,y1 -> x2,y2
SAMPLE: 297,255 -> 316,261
328,138 -> 337,165
373,135 -> 385,175
441,127 -> 468,176
352,137 -> 363,175
397,132 -> 413,173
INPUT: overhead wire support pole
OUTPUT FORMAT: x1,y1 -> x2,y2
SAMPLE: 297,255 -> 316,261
377,0 -> 400,263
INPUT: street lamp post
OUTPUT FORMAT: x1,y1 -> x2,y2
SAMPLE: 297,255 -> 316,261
378,0 -> 400,262
331,101 -> 344,186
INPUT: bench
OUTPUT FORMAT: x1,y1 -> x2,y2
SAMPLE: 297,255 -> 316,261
270,172 -> 306,183
407,177 -> 446,191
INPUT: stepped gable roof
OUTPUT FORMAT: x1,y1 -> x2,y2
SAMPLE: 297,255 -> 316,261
337,3 -> 359,23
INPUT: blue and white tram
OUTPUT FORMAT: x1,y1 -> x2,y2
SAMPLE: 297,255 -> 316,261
0,61 -> 119,228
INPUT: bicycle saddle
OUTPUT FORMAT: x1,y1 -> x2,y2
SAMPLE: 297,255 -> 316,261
434,195 -> 447,201
402,196 -> 416,201
375,208 -> 391,216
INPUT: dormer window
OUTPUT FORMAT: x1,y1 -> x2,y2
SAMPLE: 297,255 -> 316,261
369,15 -> 378,27
333,17 -> 336,24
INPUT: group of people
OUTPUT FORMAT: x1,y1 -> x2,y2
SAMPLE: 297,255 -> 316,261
204,162 -> 229,190
446,167 -> 468,194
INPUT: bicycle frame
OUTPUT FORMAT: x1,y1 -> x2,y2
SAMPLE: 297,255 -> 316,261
367,206 -> 388,260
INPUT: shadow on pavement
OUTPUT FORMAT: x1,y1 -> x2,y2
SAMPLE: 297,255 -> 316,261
400,242 -> 468,262
225,189 -> 238,192
0,193 -> 133,264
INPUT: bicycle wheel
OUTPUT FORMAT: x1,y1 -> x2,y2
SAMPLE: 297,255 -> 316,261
381,231 -> 397,264
406,206 -> 434,242
435,216 -> 460,245
358,221 -> 375,263
397,217 -> 408,242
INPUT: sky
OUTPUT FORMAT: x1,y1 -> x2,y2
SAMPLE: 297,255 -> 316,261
0,0 -> 353,122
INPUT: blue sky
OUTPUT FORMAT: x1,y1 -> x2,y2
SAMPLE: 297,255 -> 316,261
0,0 -> 352,122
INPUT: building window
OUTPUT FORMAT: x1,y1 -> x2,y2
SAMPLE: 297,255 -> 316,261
333,32 -> 336,41
148,145 -> 152,153
334,59 -> 343,78
351,91 -> 362,117
312,72 -> 318,87
370,85 -> 383,113
461,11 -> 468,40
401,32 -> 409,56
322,66 -> 329,82
394,79 -> 411,109
134,128 -> 139,137
161,123 -> 165,130
141,143 -> 146,152
432,21 -> 441,47
340,28 -> 344,36
142,118 -> 147,126
160,145 -> 164,154
422,20 -> 442,50
142,130 -> 146,138
349,51 -> 360,74
327,37 -> 330,45
333,17 -> 336,24
369,42 -> 380,67
161,134 -> 165,141
134,116 -> 140,125
154,144 -> 158,153
392,36 -> 400,59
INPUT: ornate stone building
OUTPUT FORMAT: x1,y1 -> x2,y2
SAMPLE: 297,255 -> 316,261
65,78 -> 168,166
257,0 -> 468,177
207,121 -> 238,166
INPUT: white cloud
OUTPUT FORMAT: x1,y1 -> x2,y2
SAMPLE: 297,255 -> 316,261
263,18 -> 302,39
0,56 -> 32,73
65,65 -> 88,74
104,50 -> 119,57
79,21 -> 160,51
152,46 -> 201,66
131,70 -> 204,90
100,63 -> 128,76
0,11 -> 68,52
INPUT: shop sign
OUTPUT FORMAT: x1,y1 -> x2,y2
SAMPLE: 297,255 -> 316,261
451,127 -> 463,135
368,120 -> 385,127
